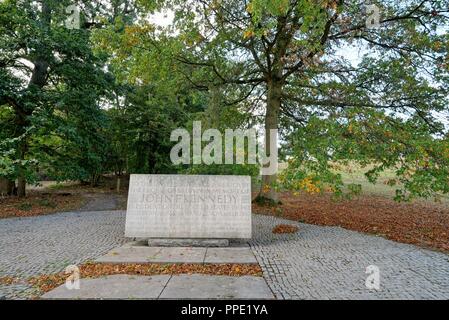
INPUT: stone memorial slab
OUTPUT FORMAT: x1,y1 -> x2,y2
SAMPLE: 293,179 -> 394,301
125,175 -> 251,239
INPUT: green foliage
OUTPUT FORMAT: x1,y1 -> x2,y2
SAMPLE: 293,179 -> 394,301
252,194 -> 280,207
112,85 -> 196,175
185,163 -> 259,177
146,0 -> 449,201
2,0 -> 449,202
0,0 -> 123,188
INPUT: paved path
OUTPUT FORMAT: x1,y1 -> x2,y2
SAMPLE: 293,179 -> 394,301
250,215 -> 449,300
41,274 -> 274,300
0,211 -> 125,298
0,211 -> 448,299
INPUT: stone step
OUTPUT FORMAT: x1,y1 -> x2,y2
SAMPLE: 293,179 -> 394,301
95,244 -> 258,264
147,238 -> 229,247
41,274 -> 274,300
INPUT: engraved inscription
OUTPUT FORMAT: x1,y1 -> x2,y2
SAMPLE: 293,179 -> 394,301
125,175 -> 252,239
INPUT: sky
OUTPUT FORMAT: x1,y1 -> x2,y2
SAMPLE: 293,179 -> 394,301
149,9 -> 174,28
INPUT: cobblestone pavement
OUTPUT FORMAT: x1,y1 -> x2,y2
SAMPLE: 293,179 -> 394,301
0,211 -> 125,299
250,214 -> 449,300
1,211 -> 448,299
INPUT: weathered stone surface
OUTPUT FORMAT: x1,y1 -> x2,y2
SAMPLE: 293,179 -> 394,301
41,274 -> 273,300
96,246 -> 207,264
147,238 -> 229,247
150,247 -> 207,264
159,275 -> 275,299
95,244 -> 258,265
125,175 -> 251,239
41,275 -> 170,299
95,246 -> 164,264
204,247 -> 257,264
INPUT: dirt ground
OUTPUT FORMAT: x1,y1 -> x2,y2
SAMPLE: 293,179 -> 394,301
0,176 -> 128,219
0,192 -> 85,219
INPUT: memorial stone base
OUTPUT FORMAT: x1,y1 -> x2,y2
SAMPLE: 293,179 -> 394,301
147,238 -> 229,247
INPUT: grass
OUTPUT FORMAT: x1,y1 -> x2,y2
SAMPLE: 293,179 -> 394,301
338,163 -> 398,197
336,162 -> 449,207
47,183 -> 67,190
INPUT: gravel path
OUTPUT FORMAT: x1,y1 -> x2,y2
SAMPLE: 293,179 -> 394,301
0,211 -> 448,299
250,214 -> 449,300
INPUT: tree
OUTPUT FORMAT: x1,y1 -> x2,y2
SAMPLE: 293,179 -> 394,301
128,0 -> 449,202
92,15 -> 211,175
0,0 -> 130,195
93,14 -> 261,178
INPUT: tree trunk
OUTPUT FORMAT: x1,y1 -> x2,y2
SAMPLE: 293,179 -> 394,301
148,147 -> 157,173
90,173 -> 100,187
17,176 -> 26,197
258,80 -> 282,203
16,135 -> 28,197
116,175 -> 121,193
13,1 -> 51,197
206,84 -> 221,128
0,178 -> 15,196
